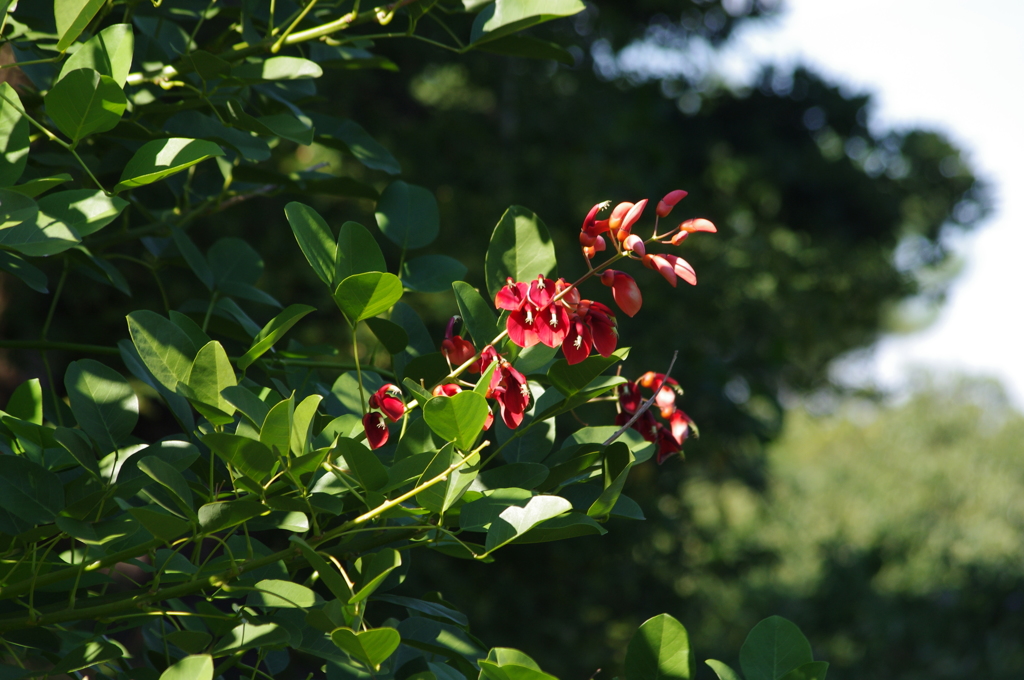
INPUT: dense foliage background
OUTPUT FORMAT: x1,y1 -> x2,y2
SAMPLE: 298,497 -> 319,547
1,1 -> 1012,679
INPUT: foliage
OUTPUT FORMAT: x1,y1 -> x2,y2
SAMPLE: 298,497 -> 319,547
0,1 -> 835,679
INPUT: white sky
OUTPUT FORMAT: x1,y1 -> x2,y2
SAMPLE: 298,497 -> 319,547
712,0 -> 1024,409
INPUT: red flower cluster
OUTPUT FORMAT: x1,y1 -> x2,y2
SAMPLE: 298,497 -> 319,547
362,384 -> 405,449
615,372 -> 696,464
495,276 -> 618,365
470,345 -> 530,429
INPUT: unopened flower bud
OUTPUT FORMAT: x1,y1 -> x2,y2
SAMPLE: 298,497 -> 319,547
655,190 -> 688,217
607,202 -> 633,231
623,234 -> 646,256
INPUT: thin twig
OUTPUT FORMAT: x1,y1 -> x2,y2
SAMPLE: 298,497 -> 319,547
602,350 -> 678,446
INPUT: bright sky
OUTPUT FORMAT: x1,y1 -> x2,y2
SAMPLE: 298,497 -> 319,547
711,0 -> 1024,409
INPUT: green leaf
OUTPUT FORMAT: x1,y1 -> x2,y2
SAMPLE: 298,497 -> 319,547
335,437 -> 388,492
0,456 -> 63,525
484,495 -> 572,553
213,623 -> 289,653
181,50 -> 231,82
474,34 -> 575,64
7,378 -> 43,425
484,205 -> 558,300
59,23 -> 135,87
511,511 -> 606,543
129,505 -> 190,541
231,56 -> 322,81
740,616 -> 814,680
197,499 -> 264,534
207,237 -> 266,288
163,631 -> 212,654
330,627 -> 400,670
0,83 -> 30,186
364,317 -> 409,355
37,189 -> 128,237
402,255 -> 467,293
285,201 -> 336,287
202,432 -> 276,483
334,220 -> 386,286
291,394 -> 322,457
547,348 -> 628,397
312,115 -> 401,175
7,174 -> 72,198
334,272 -> 403,325
55,0 -> 107,51
50,639 -> 123,675
479,462 -> 548,490
351,548 -> 402,603
625,614 -> 695,680
423,391 -> 489,451
165,111 -> 270,163
138,456 -> 195,519
45,69 -> 127,143
0,193 -> 81,257
778,662 -> 828,680
221,386 -> 270,427
64,359 -> 138,454
705,660 -> 743,680
452,281 -> 500,346
114,138 -> 224,193
375,181 -> 440,250
260,397 -> 293,456
257,113 -> 314,146
248,579 -> 318,608
480,647 -> 558,680
238,304 -> 317,369
159,654 -> 213,680
127,310 -> 198,392
0,251 -> 47,293
587,442 -> 634,519
291,536 -> 354,602
170,227 -> 215,290
184,341 -> 237,421
470,0 -> 585,45
416,444 -> 481,514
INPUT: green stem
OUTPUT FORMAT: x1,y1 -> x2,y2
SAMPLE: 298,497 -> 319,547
40,262 -> 69,425
201,292 -> 220,333
68,145 -> 108,194
272,0 -> 323,52
351,322 -> 367,416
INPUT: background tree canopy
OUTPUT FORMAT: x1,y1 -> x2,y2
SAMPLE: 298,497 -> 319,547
0,1 -> 999,679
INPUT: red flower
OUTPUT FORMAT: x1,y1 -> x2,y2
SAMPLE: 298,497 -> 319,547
363,412 -> 389,449
561,300 -> 618,365
581,201 -> 611,237
600,270 -> 643,317
496,276 -> 570,349
441,316 -> 476,366
368,384 -> 405,422
432,383 -> 463,397
492,359 -> 530,429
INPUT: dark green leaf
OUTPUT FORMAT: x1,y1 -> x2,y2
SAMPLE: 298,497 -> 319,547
7,378 -> 42,425
258,113 -> 314,146
335,437 -> 388,492
352,548 -> 402,603
198,499 -> 264,534
0,83 -> 29,186
375,181 -> 439,250
285,202 -> 336,287
312,115 -> 401,175
479,462 -> 548,490
50,639 -> 123,675
416,444 -> 481,514
365,317 -> 409,355
740,616 -> 814,680
129,505 -> 190,541
291,536 -> 354,602
511,511 -> 606,543
402,255 -> 467,293
334,220 -> 386,286
170,227 -> 215,289
0,251 -> 47,293
0,456 -> 63,525
625,613 -> 695,680
59,23 -> 135,87
334,272 -> 403,325
212,623 -> 289,653
138,456 -> 195,519
165,111 -> 270,163
259,397 -> 293,456
208,237 -> 264,287
114,138 -> 224,193
7,174 -> 71,198
372,594 -> 469,628
238,304 -> 317,369
587,442 -> 634,519
55,0 -> 107,51
474,34 -> 575,64
45,69 -> 126,142
484,205 -> 558,299
422,391 -> 489,451
64,359 -> 138,454
181,50 -> 231,81
547,347 -> 628,397
778,662 -> 829,680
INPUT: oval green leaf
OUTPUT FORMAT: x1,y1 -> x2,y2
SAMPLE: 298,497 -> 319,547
625,613 -> 695,680
422,391 -> 489,451
484,205 -> 558,300
333,272 -> 403,325
114,138 -> 224,193
64,359 -> 138,454
740,616 -> 814,680
375,180 -> 439,250
330,627 -> 401,670
45,68 -> 126,143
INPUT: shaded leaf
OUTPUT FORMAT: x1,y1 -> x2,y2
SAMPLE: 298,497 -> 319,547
285,201 -> 336,287
59,23 -> 135,87
334,220 -> 386,285
402,254 -> 467,293
238,304 -> 316,369
375,181 -> 439,250
45,69 -> 126,143
740,616 -> 814,680
64,359 -> 138,454
625,613 -> 695,680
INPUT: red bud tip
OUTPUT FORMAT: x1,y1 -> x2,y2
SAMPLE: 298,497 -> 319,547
620,199 -> 647,233
623,234 -> 645,256
679,218 -> 717,233
655,190 -> 688,217
669,230 -> 689,246
600,269 -> 616,287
